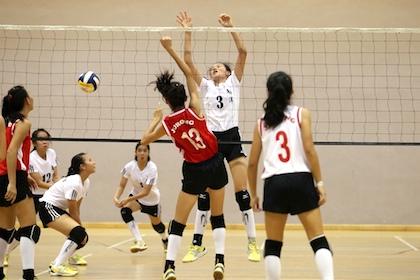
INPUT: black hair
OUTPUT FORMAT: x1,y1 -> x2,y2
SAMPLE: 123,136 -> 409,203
263,71 -> 293,128
151,71 -> 186,111
31,128 -> 52,151
2,85 -> 29,123
67,152 -> 87,176
134,141 -> 151,162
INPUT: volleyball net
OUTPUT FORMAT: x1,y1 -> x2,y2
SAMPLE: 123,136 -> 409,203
1,25 -> 419,145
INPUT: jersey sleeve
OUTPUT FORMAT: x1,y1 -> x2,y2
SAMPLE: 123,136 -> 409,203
145,162 -> 158,186
121,162 -> 131,179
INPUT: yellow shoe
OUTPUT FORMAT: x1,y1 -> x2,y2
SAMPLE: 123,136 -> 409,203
130,240 -> 148,253
68,253 -> 88,265
49,263 -> 78,277
247,241 -> 261,262
213,263 -> 225,280
162,268 -> 176,280
3,254 -> 8,267
182,243 -> 207,263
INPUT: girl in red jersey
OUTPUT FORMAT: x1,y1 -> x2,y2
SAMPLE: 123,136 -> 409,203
247,71 -> 334,280
0,85 -> 39,280
141,37 -> 228,280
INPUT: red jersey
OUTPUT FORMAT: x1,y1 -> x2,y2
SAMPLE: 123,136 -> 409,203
0,119 -> 31,175
162,108 -> 218,163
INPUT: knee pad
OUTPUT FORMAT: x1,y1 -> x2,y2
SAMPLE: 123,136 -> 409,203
198,192 -> 210,211
69,226 -> 88,249
121,207 -> 134,223
168,220 -> 185,237
152,222 -> 166,234
0,228 -> 16,244
17,225 -> 41,243
235,190 -> 251,211
264,239 -> 283,257
310,235 -> 332,255
210,214 -> 225,230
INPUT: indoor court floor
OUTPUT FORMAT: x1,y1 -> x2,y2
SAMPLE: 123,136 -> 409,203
3,225 -> 420,279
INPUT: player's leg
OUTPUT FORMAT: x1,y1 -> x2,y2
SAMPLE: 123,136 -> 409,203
299,208 -> 334,280
121,200 -> 146,252
264,211 -> 287,280
229,156 -> 260,261
0,205 -> 17,280
182,191 -> 209,263
146,204 -> 168,252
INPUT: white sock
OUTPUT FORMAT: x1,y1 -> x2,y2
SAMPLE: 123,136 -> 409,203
6,238 -> 20,254
213,227 -> 226,255
315,248 -> 334,280
166,234 -> 182,261
53,240 -> 78,267
193,210 -> 208,235
126,220 -> 143,242
265,255 -> 281,280
0,234 -> 9,264
20,237 -> 35,269
242,209 -> 257,240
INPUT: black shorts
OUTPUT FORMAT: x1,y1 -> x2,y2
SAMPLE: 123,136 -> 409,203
38,201 -> 69,228
213,127 -> 246,162
129,194 -> 162,218
182,152 -> 228,195
263,172 -> 319,215
0,171 -> 33,207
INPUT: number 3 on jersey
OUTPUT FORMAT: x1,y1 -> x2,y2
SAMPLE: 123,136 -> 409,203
276,131 -> 290,162
181,128 -> 207,150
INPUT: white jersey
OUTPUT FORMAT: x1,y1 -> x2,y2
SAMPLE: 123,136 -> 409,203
258,105 -> 310,179
200,70 -> 241,132
121,160 -> 160,206
40,174 -> 90,210
29,148 -> 59,195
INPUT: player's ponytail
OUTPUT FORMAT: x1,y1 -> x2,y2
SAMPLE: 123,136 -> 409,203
263,71 -> 293,128
2,85 -> 28,123
152,70 -> 186,110
67,152 -> 87,176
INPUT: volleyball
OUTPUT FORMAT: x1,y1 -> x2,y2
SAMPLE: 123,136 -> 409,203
78,71 -> 100,93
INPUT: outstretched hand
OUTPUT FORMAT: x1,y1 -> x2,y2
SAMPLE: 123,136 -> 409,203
218,13 -> 233,28
160,36 -> 173,50
153,102 -> 163,121
176,11 -> 192,28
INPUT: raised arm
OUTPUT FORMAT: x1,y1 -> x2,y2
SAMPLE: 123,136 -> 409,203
160,36 -> 202,116
218,13 -> 247,81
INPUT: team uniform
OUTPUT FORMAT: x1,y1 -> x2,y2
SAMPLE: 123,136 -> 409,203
121,160 -> 161,216
258,105 -> 319,215
200,71 -> 246,161
0,120 -> 32,207
161,107 -> 228,194
29,148 -> 59,212
38,174 -> 90,227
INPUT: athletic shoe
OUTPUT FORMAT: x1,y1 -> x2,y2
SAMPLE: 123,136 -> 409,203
182,244 -> 207,263
49,264 -> 78,277
3,254 -> 8,267
162,268 -> 176,280
130,240 -> 148,253
68,253 -> 88,265
213,263 -> 224,280
247,241 -> 261,262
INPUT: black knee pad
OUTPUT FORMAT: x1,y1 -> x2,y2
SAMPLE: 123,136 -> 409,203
69,226 -> 88,249
310,235 -> 332,255
168,220 -> 185,237
17,225 -> 41,243
235,190 -> 251,211
264,239 -> 283,257
121,207 -> 134,223
198,192 -> 210,211
152,222 -> 166,234
0,228 -> 16,244
210,214 -> 225,230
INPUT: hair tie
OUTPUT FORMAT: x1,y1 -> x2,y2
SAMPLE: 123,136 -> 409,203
8,94 -> 12,99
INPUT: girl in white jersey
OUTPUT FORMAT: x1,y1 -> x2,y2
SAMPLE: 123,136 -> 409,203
177,11 -> 260,263
39,152 -> 96,277
247,71 -> 334,280
114,141 -> 168,253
